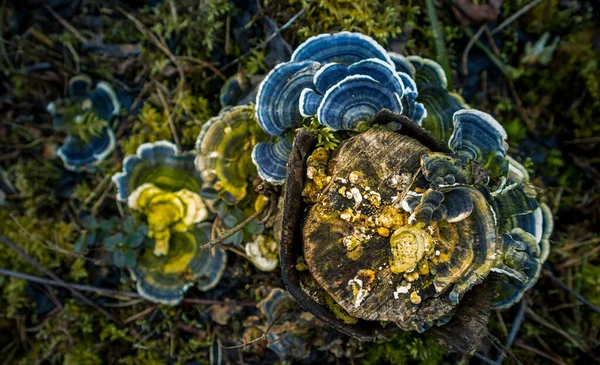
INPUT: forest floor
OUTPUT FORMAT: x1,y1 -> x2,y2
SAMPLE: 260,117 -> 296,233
0,0 -> 599,364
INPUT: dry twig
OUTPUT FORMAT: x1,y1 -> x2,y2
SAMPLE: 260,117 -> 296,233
0,235 -> 125,327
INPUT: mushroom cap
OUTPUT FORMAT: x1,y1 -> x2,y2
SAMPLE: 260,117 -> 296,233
195,106 -> 267,205
131,222 -> 226,305
449,109 -> 509,178
291,31 -> 393,65
49,75 -> 121,171
388,52 -> 416,78
317,75 -> 403,131
57,129 -> 116,172
251,136 -> 294,185
112,141 -> 202,202
219,73 -> 263,107
300,59 -> 407,130
255,61 -> 320,136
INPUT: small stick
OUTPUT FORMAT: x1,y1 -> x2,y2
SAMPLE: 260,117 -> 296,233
486,332 -> 523,365
199,203 -> 267,250
525,307 -> 587,351
490,0 -> 545,36
218,8 -> 306,74
124,305 -> 156,324
83,175 -> 112,206
462,25 -> 486,76
496,298 -> 527,363
543,269 -> 600,313
0,268 -> 255,307
90,180 -> 114,216
0,235 -> 125,327
156,87 -> 182,152
44,4 -> 88,43
556,244 -> 600,270
515,340 -> 567,365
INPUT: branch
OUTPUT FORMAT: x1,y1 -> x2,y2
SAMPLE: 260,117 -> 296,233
0,268 -> 256,307
0,235 -> 125,327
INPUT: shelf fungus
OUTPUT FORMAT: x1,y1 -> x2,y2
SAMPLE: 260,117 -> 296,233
195,106 -> 268,206
243,288 -> 329,361
280,109 -> 553,352
252,32 -> 465,185
219,73 -> 264,107
245,234 -> 279,272
47,75 -> 120,171
112,141 -> 226,304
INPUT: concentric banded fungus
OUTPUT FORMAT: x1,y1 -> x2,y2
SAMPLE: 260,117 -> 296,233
244,288 -> 324,360
280,109 -> 553,351
291,31 -> 392,64
195,106 -> 267,205
47,75 -> 120,171
219,73 -> 264,107
112,141 -> 225,304
113,141 -> 202,201
252,137 -> 293,185
128,183 -> 208,256
252,32 -> 456,185
131,223 -> 226,305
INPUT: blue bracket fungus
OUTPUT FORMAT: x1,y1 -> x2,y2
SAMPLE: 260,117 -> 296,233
279,104 -> 553,350
252,32 -> 460,185
47,75 -> 120,171
112,141 -> 226,304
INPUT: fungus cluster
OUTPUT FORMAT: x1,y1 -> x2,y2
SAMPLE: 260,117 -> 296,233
252,32 -> 554,343
112,142 -> 226,304
98,31 -> 553,348
47,75 -> 120,171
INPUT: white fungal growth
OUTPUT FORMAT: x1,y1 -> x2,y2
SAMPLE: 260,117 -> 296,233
393,283 -> 411,299
351,187 -> 362,208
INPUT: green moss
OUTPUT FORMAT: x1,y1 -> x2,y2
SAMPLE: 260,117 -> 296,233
64,344 -> 103,365
122,92 -> 213,155
301,117 -> 340,150
288,0 -> 407,44
9,158 -> 61,215
362,332 -> 445,365
324,295 -> 358,325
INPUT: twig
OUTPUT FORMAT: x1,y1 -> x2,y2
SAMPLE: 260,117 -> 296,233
0,268 -> 256,306
124,305 -> 156,324
490,0 -> 545,36
486,332 -> 523,365
177,56 -> 227,81
472,352 -> 501,365
496,298 -> 527,363
218,8 -> 306,74
224,245 -> 252,261
0,236 -> 125,327
495,310 -> 508,337
90,181 -> 113,216
556,244 -> 600,269
181,298 -> 256,307
462,25 -> 486,76
116,6 -> 186,90
543,269 -> 600,313
482,28 -> 535,132
44,4 -> 88,43
514,340 -> 567,365
199,203 -> 267,250
0,0 -> 14,70
525,307 -> 587,351
156,87 -> 182,152
83,175 -> 112,206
